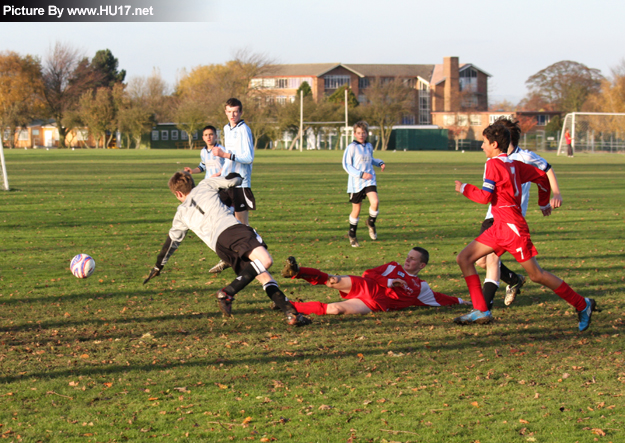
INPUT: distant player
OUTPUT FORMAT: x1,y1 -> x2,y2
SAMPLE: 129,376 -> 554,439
342,120 -> 385,247
477,118 -> 563,310
280,247 -> 469,316
208,97 -> 255,274
143,171 -> 310,327
453,123 -> 598,331
184,125 -> 224,179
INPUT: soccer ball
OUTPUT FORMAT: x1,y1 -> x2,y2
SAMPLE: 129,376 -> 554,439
70,254 -> 96,278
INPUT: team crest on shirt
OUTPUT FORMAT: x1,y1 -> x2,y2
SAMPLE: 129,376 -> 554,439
397,271 -> 405,277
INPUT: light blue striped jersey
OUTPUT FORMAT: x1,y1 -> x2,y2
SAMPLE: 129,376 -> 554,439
221,120 -> 254,188
198,144 -> 225,178
342,140 -> 384,193
484,146 -> 551,219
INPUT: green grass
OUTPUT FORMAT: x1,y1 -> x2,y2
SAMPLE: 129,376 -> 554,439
0,149 -> 624,443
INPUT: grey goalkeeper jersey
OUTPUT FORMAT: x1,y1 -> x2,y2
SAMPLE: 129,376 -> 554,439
157,176 -> 242,268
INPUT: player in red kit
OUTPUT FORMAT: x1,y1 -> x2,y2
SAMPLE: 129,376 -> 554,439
453,123 -> 599,330
280,247 -> 468,316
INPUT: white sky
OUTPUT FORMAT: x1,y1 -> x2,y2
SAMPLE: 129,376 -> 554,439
2,0 -> 624,105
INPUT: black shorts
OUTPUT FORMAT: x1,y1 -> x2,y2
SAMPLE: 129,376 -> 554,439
479,218 -> 494,235
349,186 -> 377,204
218,187 -> 256,212
215,224 -> 267,274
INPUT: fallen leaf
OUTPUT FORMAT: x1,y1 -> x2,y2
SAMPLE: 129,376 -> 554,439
69,381 -> 79,387
80,354 -> 89,359
148,397 -> 159,401
242,416 -> 252,424
562,373 -> 570,379
471,401 -> 479,408
591,428 -> 606,436
103,382 -> 113,388
318,405 -> 332,410
519,419 -> 530,424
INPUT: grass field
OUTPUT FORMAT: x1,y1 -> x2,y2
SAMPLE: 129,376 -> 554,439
0,149 -> 624,443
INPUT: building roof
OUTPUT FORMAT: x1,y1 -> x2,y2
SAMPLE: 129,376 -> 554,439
431,63 -> 492,85
259,63 -> 435,79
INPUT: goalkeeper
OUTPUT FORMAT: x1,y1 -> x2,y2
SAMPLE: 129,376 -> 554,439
143,171 -> 311,327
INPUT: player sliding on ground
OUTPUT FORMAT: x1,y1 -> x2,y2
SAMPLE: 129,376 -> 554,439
143,171 -> 311,327
453,123 -> 599,331
281,247 -> 469,316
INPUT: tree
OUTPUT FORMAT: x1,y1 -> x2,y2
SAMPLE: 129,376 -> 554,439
90,49 -> 126,88
173,95 -> 206,149
524,60 -> 603,113
41,42 -> 102,148
297,81 -> 312,98
360,78 -> 415,150
488,99 -> 516,112
0,51 -> 43,148
327,85 -> 359,108
78,86 -> 120,148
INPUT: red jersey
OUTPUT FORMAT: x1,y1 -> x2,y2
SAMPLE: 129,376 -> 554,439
462,154 -> 551,231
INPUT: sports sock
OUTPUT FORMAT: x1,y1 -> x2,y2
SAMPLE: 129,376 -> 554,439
223,259 -> 265,296
291,301 -> 328,316
349,216 -> 359,238
296,267 -> 329,286
464,274 -> 488,312
482,279 -> 500,311
367,209 -> 379,226
554,281 -> 586,311
499,262 -> 518,286
264,283 -> 297,315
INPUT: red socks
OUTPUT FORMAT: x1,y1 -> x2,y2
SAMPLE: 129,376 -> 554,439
295,267 -> 329,286
464,274 -> 488,312
554,281 -> 586,311
292,301 -> 327,316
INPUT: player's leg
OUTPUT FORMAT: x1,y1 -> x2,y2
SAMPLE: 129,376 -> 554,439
281,256 -> 330,285
349,202 -> 361,247
365,191 -> 379,240
518,257 -> 598,331
454,240 -> 495,324
291,298 -> 372,316
500,260 -> 525,306
482,252 -> 501,311
324,274 -> 353,292
254,270 -> 311,326
234,210 -> 249,226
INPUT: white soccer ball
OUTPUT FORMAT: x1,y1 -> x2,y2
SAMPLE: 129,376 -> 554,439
70,254 -> 96,278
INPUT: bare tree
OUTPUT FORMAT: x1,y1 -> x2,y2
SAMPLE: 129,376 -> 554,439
361,78 -> 415,150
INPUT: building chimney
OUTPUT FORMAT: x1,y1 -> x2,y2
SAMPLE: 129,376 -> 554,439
443,56 -> 459,112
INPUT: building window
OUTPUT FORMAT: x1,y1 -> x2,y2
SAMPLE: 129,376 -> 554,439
289,95 -> 296,103
459,68 -> 477,92
32,129 -> 39,136
324,75 -> 350,89
171,130 -> 179,140
458,114 -> 469,127
418,86 -> 431,125
161,130 -> 169,141
536,114 -> 550,126
76,130 -> 88,141
151,130 -> 159,141
443,115 -> 456,126
402,78 -> 416,88
18,129 -> 29,141
192,131 -> 198,140
470,115 -> 482,126
358,78 -> 369,89
181,131 -> 188,140
358,94 -> 367,104
402,115 -> 416,125
276,96 -> 287,104
489,114 -> 514,124
266,96 -> 275,104
276,79 -> 288,88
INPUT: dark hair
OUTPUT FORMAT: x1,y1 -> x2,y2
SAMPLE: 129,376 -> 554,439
202,125 -> 217,134
168,171 -> 195,195
225,97 -> 242,112
493,117 -> 521,148
482,123 -> 510,152
411,247 -> 429,265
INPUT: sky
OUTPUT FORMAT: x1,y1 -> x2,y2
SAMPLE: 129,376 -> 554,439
2,0 -> 624,105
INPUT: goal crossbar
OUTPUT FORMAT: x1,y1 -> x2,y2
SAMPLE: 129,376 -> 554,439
558,112 -> 625,155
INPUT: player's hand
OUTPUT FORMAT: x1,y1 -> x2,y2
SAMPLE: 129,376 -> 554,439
391,279 -> 407,289
183,167 -> 193,174
454,180 -> 463,193
212,146 -> 225,158
362,172 -> 373,180
541,205 -> 552,217
143,266 -> 161,285
550,193 -> 563,208
380,164 -> 386,172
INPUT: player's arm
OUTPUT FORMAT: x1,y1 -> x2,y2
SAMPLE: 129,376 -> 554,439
455,180 -> 494,205
516,162 -> 551,213
362,262 -> 401,288
546,169 -> 562,208
211,154 -> 225,177
203,173 -> 243,191
342,145 -> 364,178
372,158 -> 386,171
144,219 -> 187,284
519,150 -> 562,209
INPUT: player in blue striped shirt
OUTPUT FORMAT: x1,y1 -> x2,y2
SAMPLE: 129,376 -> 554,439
342,121 -> 385,247
184,125 -> 225,179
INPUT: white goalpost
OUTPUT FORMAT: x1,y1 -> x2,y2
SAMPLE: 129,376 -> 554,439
0,136 -> 9,191
558,112 -> 625,155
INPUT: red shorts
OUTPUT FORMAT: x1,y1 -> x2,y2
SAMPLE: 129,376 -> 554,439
476,221 -> 537,263
339,276 -> 388,312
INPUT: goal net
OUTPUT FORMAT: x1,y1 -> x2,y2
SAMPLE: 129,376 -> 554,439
558,112 -> 625,155
0,136 -> 9,191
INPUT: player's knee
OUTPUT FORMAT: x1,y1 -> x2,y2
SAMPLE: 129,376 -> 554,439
325,304 -> 343,315
475,257 -> 486,269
